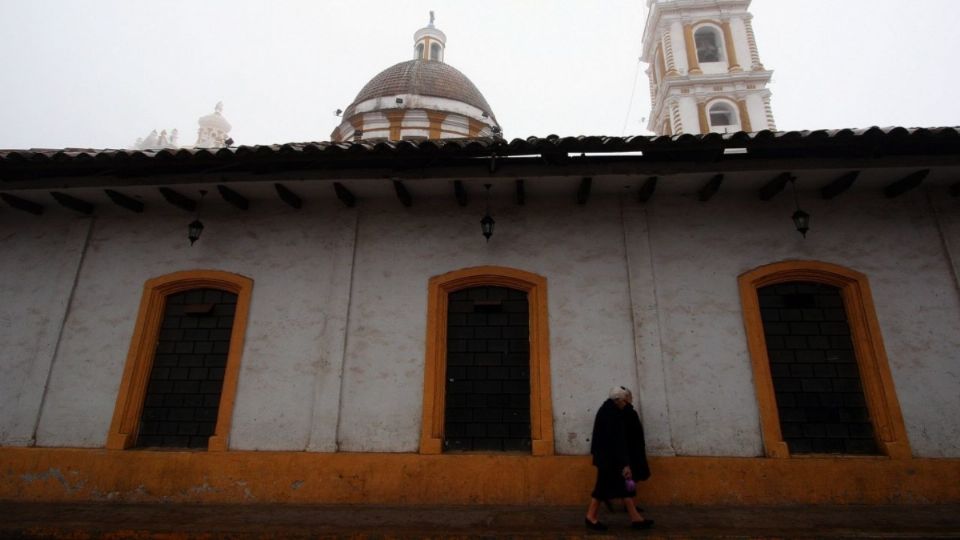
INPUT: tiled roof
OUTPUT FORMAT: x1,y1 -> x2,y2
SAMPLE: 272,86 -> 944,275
1,127 -> 958,185
343,60 -> 495,119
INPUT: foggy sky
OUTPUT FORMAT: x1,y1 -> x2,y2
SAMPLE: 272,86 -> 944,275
1,0 -> 958,150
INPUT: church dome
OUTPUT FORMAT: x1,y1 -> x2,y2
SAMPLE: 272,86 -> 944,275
343,60 -> 495,121
331,13 -> 502,142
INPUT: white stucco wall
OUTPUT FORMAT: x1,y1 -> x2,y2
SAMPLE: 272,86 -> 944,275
2,180 -> 959,457
0,214 -> 91,446
745,93 -> 769,131
677,97 -> 701,134
28,202 -> 357,450
628,187 -> 960,457
669,20 -> 688,74
335,197 -> 638,454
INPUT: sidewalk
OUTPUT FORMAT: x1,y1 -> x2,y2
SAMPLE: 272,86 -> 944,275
1,502 -> 959,539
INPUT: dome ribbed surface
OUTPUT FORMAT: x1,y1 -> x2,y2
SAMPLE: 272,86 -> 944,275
344,60 -> 494,119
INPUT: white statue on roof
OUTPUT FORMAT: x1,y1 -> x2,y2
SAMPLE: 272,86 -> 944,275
132,128 -> 179,151
195,101 -> 233,148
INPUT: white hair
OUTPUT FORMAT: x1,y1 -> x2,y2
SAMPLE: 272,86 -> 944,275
609,385 -> 632,401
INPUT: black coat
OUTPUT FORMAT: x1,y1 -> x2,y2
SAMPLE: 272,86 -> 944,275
623,403 -> 651,481
590,399 -> 629,470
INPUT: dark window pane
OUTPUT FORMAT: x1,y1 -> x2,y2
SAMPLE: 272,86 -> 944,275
758,281 -> 879,455
135,288 -> 236,450
444,286 -> 530,452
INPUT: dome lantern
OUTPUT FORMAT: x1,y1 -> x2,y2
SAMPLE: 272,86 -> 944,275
414,11 -> 446,62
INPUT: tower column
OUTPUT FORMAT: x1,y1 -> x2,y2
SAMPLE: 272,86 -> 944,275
744,16 -> 764,70
426,111 -> 448,139
386,110 -> 405,140
683,24 -> 702,74
697,101 -> 709,134
736,99 -> 753,132
662,31 -> 678,75
721,20 -> 742,72
656,47 -> 667,82
349,115 -> 364,142
670,101 -> 683,135
763,94 -> 777,131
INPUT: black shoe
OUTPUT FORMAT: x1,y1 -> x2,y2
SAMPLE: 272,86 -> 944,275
631,519 -> 655,530
584,517 -> 608,531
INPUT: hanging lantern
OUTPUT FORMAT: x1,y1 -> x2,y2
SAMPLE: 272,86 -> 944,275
480,183 -> 494,241
188,189 -> 208,246
188,219 -> 205,245
790,177 -> 810,238
792,209 -> 810,238
480,213 -> 495,241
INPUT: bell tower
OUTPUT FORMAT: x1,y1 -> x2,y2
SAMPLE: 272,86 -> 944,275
642,0 -> 775,136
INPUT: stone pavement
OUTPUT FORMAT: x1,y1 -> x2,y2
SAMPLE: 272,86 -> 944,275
1,502 -> 959,539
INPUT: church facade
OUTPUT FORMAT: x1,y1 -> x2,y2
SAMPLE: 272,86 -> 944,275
1,3 -> 959,506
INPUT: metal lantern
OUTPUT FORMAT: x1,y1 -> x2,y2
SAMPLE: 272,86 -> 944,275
790,178 -> 810,238
188,189 -> 208,246
792,209 -> 810,238
480,183 -> 494,241
188,219 -> 205,245
480,213 -> 495,241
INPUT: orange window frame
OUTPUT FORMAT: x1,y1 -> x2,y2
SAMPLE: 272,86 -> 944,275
106,270 -> 253,452
420,266 -> 555,456
738,260 -> 911,459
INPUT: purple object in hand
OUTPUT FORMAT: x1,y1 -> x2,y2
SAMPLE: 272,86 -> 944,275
625,478 -> 637,492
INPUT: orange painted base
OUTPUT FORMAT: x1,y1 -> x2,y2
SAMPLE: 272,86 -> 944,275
2,447 -> 958,505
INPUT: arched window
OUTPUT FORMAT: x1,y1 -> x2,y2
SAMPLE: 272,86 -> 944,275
738,261 -> 910,459
421,266 -> 554,456
416,43 -> 424,60
106,270 -> 253,451
708,101 -> 739,133
430,43 -> 442,62
694,26 -> 723,63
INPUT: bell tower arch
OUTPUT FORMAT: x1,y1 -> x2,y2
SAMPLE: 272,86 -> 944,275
642,0 -> 776,135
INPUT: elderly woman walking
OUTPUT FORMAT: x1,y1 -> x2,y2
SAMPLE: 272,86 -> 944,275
584,386 -> 654,531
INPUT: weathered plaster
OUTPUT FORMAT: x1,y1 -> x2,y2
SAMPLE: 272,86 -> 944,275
0,214 -> 91,446
645,187 -> 960,457
621,203 -> 676,455
2,179 -> 959,459
336,197 -> 637,454
31,202 -> 355,450
3,447 -> 959,505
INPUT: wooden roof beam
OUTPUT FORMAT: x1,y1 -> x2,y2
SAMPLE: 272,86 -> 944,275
274,183 -> 302,209
334,182 -> 356,208
393,180 -> 412,207
1,193 -> 44,215
638,176 -> 658,203
820,171 -> 860,200
217,185 -> 249,210
51,191 -> 94,215
158,187 -> 197,213
697,174 -> 724,202
577,177 -> 592,205
104,189 -> 144,213
454,180 -> 468,207
758,172 -> 794,201
884,169 -> 929,198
